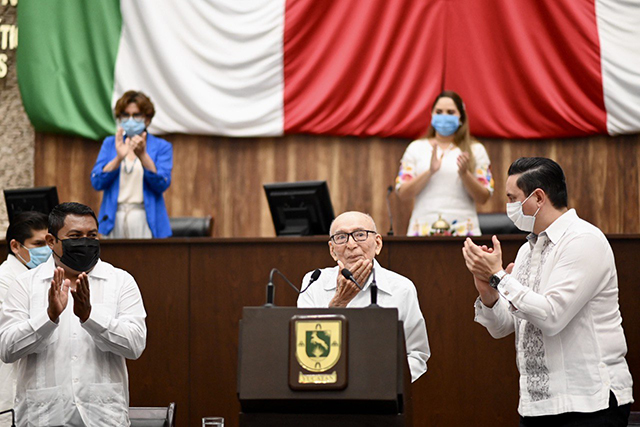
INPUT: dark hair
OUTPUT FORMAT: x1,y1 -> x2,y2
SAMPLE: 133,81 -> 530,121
508,157 -> 568,209
431,90 -> 467,125
48,202 -> 99,237
114,90 -> 155,120
5,211 -> 49,253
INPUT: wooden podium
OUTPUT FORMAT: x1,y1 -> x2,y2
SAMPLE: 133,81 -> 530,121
237,306 -> 412,427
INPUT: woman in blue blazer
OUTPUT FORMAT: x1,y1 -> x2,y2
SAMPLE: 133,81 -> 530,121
91,91 -> 173,238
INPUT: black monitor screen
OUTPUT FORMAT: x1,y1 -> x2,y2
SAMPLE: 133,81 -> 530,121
264,181 -> 335,236
4,187 -> 59,223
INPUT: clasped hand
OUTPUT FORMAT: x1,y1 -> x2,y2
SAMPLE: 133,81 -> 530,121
329,259 -> 372,308
48,267 -> 92,323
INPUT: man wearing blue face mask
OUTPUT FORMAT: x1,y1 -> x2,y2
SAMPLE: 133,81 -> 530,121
462,157 -> 633,426
0,202 -> 147,427
0,211 -> 50,424
91,90 -> 173,239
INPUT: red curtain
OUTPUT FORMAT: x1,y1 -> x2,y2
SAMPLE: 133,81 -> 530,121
283,0 -> 607,139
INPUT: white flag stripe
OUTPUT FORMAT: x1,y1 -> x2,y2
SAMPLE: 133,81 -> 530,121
114,0 -> 285,136
596,0 -> 640,135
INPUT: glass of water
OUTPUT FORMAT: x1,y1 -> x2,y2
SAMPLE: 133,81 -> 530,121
202,417 -> 224,427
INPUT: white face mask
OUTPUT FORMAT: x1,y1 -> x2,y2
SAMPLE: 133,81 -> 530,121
506,191 -> 540,232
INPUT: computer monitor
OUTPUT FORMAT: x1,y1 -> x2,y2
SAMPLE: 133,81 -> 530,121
4,186 -> 59,223
264,181 -> 335,236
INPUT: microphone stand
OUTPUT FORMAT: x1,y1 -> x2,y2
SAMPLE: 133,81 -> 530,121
265,268 -> 312,307
369,266 -> 379,307
386,185 -> 395,236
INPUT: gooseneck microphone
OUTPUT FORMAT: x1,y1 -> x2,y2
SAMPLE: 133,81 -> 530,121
300,269 -> 321,293
265,268 -> 322,306
341,268 -> 363,290
386,185 -> 395,236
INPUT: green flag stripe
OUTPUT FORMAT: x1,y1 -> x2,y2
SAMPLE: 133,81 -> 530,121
17,0 -> 122,140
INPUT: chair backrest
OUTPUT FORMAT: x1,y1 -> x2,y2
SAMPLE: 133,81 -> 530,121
129,402 -> 176,427
629,411 -> 640,426
169,216 -> 213,237
478,213 -> 524,235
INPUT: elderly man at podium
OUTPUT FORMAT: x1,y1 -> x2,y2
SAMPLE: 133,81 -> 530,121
297,211 -> 430,382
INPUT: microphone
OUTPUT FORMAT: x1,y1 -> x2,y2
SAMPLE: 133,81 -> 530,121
265,268 -> 319,306
0,408 -> 15,427
300,269 -> 321,294
369,266 -> 379,307
341,268 -> 363,290
386,185 -> 395,236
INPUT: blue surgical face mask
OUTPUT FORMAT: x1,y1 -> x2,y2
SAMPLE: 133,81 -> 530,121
18,244 -> 52,269
431,114 -> 460,137
119,119 -> 146,137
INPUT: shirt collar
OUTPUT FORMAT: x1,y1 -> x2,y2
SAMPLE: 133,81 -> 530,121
34,256 -> 107,280
527,208 -> 577,247
6,254 -> 29,274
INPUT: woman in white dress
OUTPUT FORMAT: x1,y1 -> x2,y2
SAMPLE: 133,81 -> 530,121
396,91 -> 494,236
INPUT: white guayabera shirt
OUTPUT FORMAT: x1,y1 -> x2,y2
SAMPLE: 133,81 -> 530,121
0,257 -> 147,427
475,209 -> 633,417
298,259 -> 431,382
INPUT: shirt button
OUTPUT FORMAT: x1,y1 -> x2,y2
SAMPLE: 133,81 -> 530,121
73,378 -> 79,383
72,333 -> 77,338
72,356 -> 78,361
504,291 -> 510,296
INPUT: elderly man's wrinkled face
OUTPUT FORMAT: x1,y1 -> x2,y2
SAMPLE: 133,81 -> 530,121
328,212 -> 382,269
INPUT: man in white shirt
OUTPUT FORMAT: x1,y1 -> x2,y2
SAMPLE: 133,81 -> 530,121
0,211 -> 50,426
462,157 -> 633,426
0,202 -> 147,427
297,211 -> 430,382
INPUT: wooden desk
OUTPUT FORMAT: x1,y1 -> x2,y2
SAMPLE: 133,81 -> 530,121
1,236 -> 638,427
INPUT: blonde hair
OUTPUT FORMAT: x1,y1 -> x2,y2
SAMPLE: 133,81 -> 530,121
424,90 -> 476,171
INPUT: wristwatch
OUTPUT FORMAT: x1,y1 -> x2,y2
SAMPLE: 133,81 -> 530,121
489,270 -> 507,289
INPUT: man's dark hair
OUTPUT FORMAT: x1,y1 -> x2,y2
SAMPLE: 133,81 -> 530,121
508,157 -> 568,209
6,211 -> 49,253
49,202 -> 99,237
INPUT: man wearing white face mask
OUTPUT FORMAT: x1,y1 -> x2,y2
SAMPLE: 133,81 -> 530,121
462,157 -> 633,426
0,211 -> 50,425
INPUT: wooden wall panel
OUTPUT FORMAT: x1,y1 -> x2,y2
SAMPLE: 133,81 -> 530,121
101,242 -> 191,427
34,132 -> 640,237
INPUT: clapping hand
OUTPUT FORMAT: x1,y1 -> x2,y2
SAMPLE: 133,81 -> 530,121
462,236 -> 504,281
71,272 -> 92,323
131,132 -> 148,157
47,267 -> 70,322
457,151 -> 471,175
430,141 -> 443,173
115,127 -> 129,160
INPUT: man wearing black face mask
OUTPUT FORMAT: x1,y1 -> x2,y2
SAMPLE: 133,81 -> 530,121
0,202 -> 147,427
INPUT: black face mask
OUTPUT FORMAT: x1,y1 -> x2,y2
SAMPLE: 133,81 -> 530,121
54,237 -> 100,272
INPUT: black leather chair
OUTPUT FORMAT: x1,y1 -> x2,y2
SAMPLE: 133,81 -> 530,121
629,412 -> 640,426
478,213 -> 525,235
169,216 -> 213,237
129,402 -> 176,427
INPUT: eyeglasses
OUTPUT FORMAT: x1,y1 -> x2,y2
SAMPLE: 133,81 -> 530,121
330,230 -> 376,245
118,113 -> 145,122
